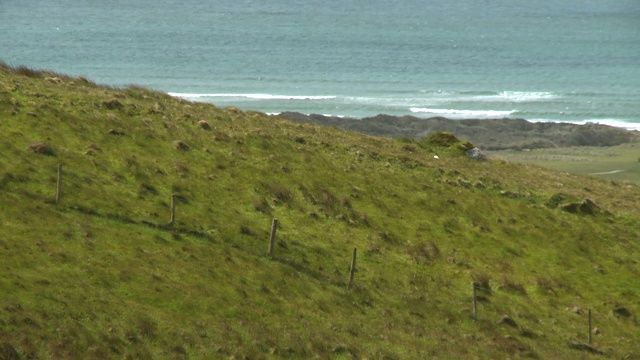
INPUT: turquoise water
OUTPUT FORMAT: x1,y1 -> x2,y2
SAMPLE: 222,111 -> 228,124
2,0 -> 639,128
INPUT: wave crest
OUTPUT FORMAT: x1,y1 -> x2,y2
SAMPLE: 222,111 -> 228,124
168,92 -> 336,101
410,108 -> 516,117
484,91 -> 559,102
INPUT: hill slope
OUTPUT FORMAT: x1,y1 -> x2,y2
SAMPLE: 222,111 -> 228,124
1,64 -> 639,359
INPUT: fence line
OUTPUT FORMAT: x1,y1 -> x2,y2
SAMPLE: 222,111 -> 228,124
42,164 -> 609,351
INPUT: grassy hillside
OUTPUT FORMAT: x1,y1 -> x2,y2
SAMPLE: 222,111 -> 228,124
279,112 -> 640,185
1,63 -> 639,359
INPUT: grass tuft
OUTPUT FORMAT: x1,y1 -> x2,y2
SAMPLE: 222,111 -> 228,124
26,142 -> 55,156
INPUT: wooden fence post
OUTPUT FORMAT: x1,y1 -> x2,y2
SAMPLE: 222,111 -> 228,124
348,248 -> 357,288
473,284 -> 478,319
589,309 -> 592,345
56,164 -> 62,204
170,194 -> 176,227
267,218 -> 278,257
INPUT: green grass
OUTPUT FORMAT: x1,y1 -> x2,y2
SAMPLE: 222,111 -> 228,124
489,143 -> 640,184
1,63 -> 640,359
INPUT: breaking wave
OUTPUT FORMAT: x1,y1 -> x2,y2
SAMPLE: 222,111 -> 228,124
168,92 -> 336,101
409,108 -> 517,118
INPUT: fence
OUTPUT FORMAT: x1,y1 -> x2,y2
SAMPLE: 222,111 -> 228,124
47,163 -> 609,351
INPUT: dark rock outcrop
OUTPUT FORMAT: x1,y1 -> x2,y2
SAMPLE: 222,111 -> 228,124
278,112 -> 639,150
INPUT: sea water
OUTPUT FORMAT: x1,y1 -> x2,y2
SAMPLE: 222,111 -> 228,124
1,0 -> 639,129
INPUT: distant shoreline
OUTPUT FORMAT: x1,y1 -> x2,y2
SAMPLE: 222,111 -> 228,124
169,91 -> 640,132
278,112 -> 640,151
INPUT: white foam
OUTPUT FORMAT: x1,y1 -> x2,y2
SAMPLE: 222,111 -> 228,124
410,107 -> 516,117
168,92 -> 336,101
487,91 -> 559,102
529,118 -> 640,131
577,119 -> 640,131
417,90 -> 559,103
261,112 -> 349,118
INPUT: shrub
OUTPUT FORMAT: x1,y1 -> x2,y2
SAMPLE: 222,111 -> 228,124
423,132 -> 461,147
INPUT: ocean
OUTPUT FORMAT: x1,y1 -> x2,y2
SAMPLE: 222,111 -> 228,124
2,0 -> 639,129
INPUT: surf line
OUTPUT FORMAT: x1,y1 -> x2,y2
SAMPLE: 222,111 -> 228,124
589,169 -> 626,175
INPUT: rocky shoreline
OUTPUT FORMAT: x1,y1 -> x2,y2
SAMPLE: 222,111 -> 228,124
279,112 -> 639,150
